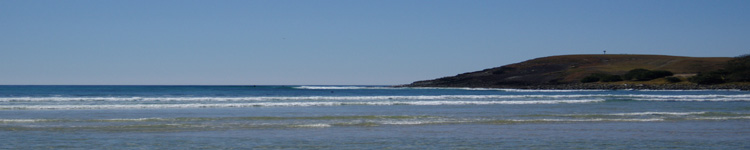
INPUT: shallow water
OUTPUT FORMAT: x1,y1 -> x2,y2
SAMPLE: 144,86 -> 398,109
1,85 -> 748,149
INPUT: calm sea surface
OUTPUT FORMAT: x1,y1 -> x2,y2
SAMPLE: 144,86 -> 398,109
1,85 -> 749,149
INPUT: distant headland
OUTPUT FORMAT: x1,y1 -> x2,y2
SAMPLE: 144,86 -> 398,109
399,54 -> 750,90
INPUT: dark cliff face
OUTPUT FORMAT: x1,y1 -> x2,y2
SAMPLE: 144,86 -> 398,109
403,54 -> 730,88
408,63 -> 570,88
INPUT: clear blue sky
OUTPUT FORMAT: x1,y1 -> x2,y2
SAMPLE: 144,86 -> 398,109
1,0 -> 748,85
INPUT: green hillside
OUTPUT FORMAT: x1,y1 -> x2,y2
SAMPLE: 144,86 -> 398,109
404,54 -> 732,88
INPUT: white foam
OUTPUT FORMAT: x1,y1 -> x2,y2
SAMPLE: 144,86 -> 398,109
380,120 -> 453,125
513,118 -> 665,122
628,94 -> 750,98
293,86 -> 395,90
420,87 -> 503,91
0,99 -> 604,110
632,98 -> 750,102
623,94 -> 750,102
496,89 -> 609,92
2,94 -> 747,104
290,124 -> 331,128
381,99 -> 604,105
293,86 -> 613,92
100,118 -> 165,122
637,89 -> 743,92
0,95 -> 598,102
403,87 -> 610,92
609,112 -> 706,116
691,116 -> 750,120
0,119 -> 48,123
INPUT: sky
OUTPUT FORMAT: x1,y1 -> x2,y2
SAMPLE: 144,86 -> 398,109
1,0 -> 748,85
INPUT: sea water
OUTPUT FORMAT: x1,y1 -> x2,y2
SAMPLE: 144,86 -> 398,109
1,85 -> 748,149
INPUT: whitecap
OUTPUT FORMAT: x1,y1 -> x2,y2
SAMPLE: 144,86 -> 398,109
289,124 -> 332,128
512,118 -> 664,122
0,99 -> 604,110
99,118 -> 166,122
293,86 -> 394,90
2,94 -> 748,102
496,89 -> 609,92
0,95 -> 598,102
0,119 -> 48,123
609,112 -> 706,116
691,116 -> 750,120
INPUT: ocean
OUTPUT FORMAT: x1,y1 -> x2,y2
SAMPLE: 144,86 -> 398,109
1,85 -> 748,149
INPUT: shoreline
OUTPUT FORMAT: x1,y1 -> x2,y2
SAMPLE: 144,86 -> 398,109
401,83 -> 750,91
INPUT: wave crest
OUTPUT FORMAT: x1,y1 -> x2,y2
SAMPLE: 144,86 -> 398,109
0,99 -> 604,110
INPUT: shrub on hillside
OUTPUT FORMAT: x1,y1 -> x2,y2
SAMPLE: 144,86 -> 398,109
600,75 -> 623,82
623,69 -> 649,80
665,77 -> 681,83
688,72 -> 725,84
581,76 -> 600,83
581,73 -> 622,83
688,54 -> 749,84
651,70 -> 674,77
724,54 -> 750,82
726,70 -> 750,82
623,68 -> 673,81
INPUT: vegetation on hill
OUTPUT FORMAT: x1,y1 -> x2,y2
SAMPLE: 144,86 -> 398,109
689,54 -> 750,84
581,68 -> 674,83
622,69 -> 673,81
581,73 -> 622,83
402,54 -> 745,89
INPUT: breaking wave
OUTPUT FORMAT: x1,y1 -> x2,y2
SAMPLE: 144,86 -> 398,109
2,94 -> 748,102
609,112 -> 707,116
293,86 -> 396,90
293,86 -> 611,92
0,99 -> 604,110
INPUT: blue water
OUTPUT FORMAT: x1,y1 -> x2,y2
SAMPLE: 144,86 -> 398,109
1,85 -> 749,149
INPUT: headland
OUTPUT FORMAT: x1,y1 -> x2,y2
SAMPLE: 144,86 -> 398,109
399,54 -> 750,90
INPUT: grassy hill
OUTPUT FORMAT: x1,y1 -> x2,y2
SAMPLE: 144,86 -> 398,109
404,54 -> 731,88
